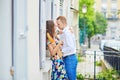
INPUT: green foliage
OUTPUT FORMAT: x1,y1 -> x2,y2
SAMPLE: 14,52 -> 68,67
95,12 -> 107,34
95,61 -> 102,66
117,10 -> 120,15
79,17 -> 84,30
79,0 -> 95,38
77,54 -> 84,62
79,0 -> 94,18
79,0 -> 107,48
77,73 -> 85,80
97,69 -> 119,80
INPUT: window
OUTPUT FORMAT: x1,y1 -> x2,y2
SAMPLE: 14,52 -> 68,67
111,31 -> 115,33
59,0 -> 64,15
110,26 -> 116,29
101,0 -> 107,3
111,30 -> 116,38
111,9 -> 117,13
111,3 -> 117,13
39,0 -> 47,69
111,0 -> 117,2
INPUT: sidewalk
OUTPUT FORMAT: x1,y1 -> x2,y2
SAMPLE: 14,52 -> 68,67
77,44 -> 103,78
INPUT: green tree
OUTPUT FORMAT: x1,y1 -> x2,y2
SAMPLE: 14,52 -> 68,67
94,12 -> 107,35
79,0 -> 95,48
79,0 -> 107,48
117,10 -> 120,15
117,10 -> 120,19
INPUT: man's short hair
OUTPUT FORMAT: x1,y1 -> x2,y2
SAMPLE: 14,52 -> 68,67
56,16 -> 67,24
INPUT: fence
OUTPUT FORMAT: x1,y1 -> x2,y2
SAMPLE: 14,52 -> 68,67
77,49 -> 120,80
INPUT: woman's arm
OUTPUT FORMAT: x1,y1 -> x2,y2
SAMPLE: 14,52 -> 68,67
47,41 -> 62,56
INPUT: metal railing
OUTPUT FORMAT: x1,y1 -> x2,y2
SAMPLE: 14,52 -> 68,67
77,50 -> 120,80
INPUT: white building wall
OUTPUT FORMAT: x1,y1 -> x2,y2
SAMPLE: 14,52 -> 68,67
27,0 -> 43,80
27,0 -> 52,80
64,0 -> 71,25
0,0 -> 12,80
13,0 -> 28,79
70,0 -> 80,52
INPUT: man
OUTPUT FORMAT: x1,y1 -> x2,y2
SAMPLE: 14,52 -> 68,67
56,16 -> 78,80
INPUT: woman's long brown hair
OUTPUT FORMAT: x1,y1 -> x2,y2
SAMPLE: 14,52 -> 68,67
46,20 -> 55,39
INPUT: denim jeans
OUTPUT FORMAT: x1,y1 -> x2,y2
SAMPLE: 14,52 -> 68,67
63,54 -> 78,80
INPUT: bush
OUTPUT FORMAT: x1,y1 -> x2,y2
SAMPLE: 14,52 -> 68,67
77,54 -> 84,62
97,69 -> 119,80
96,61 -> 102,66
77,73 -> 84,80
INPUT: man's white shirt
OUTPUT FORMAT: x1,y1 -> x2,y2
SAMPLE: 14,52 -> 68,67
60,26 -> 76,57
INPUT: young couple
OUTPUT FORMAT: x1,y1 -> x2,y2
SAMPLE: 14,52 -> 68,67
46,16 -> 78,80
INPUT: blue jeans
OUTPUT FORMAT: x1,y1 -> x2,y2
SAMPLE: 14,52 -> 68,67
63,54 -> 78,80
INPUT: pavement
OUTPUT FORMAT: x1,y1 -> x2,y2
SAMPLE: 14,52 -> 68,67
77,44 -> 103,78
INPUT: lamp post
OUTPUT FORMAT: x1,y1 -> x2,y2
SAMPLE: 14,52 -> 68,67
82,4 -> 87,44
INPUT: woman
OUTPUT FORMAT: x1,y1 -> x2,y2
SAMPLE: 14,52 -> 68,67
46,20 -> 68,80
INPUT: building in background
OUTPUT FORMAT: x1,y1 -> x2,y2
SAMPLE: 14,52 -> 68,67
95,0 -> 120,40
0,0 -> 79,80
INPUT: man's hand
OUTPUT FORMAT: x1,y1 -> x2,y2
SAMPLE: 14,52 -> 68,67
69,27 -> 74,33
59,41 -> 63,46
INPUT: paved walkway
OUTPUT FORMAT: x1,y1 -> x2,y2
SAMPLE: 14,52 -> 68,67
77,44 -> 103,78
